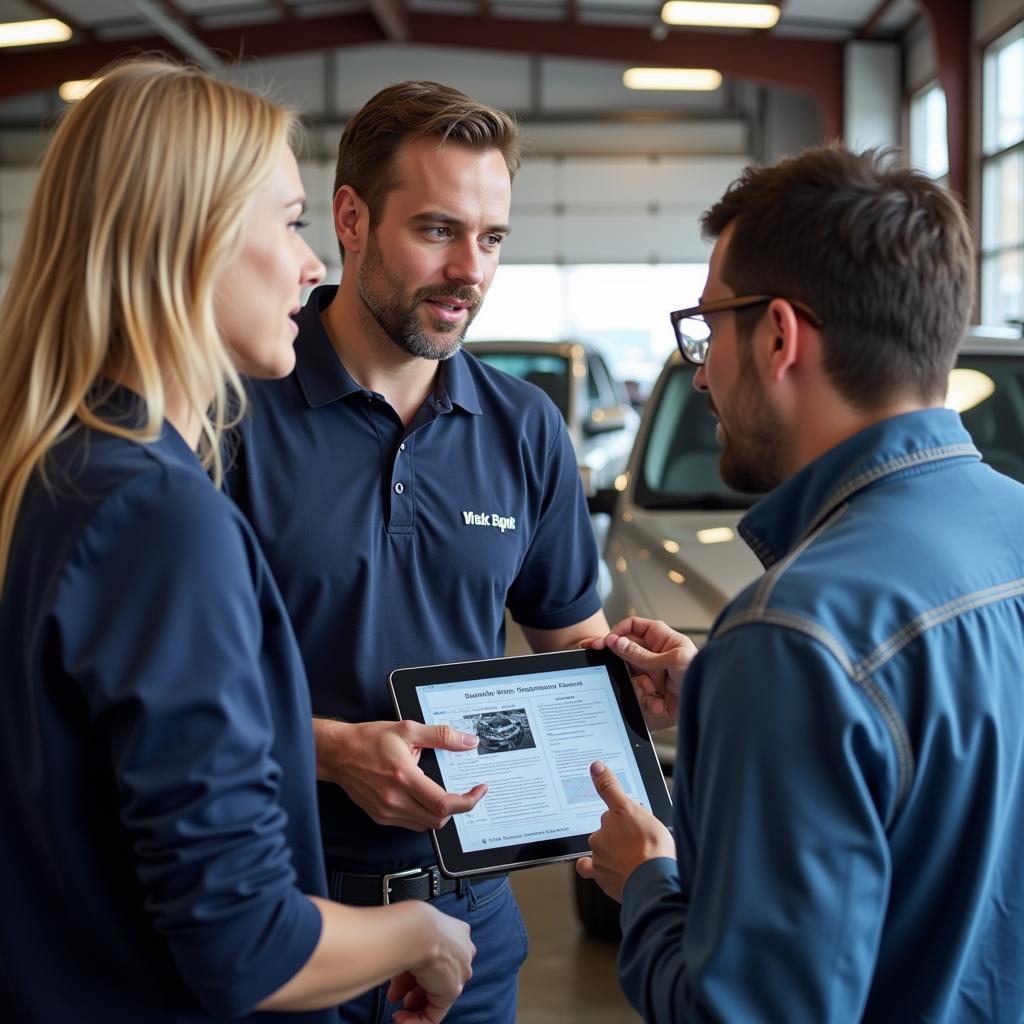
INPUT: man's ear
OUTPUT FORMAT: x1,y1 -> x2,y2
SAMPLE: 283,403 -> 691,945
333,185 -> 368,258
763,298 -> 804,383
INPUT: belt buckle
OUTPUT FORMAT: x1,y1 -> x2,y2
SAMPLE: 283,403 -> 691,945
381,867 -> 426,906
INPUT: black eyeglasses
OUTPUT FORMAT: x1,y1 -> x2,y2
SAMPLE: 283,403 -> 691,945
669,294 -> 824,365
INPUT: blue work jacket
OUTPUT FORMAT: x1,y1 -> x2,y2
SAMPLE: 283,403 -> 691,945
620,408 -> 1024,1023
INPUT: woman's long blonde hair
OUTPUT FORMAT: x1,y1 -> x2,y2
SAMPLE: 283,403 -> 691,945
0,59 -> 294,587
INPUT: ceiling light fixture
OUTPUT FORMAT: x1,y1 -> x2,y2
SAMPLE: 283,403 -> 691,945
0,18 -> 72,48
660,2 -> 781,30
59,79 -> 100,102
624,67 -> 723,91
945,368 -> 995,414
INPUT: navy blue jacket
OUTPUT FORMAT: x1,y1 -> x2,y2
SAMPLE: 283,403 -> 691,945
0,395 -> 333,1022
619,409 -> 1024,1023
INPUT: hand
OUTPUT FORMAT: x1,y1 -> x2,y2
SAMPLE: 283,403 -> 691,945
314,719 -> 487,831
582,617 -> 697,731
576,761 -> 676,902
388,905 -> 476,1023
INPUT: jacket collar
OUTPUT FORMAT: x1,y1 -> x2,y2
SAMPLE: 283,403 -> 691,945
739,408 -> 981,568
293,285 -> 482,415
90,382 -> 201,473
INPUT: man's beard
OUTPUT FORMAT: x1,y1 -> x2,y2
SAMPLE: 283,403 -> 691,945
713,377 -> 786,494
357,234 -> 481,361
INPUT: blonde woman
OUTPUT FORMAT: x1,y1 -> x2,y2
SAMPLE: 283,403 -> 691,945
0,61 -> 473,1023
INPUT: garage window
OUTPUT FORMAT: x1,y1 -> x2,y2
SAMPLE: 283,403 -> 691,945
981,22 -> 1024,330
909,82 -> 948,183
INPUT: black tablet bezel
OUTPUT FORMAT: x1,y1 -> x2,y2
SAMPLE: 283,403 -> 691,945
388,647 -> 672,877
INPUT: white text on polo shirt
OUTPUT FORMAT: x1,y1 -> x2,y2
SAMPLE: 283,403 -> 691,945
462,510 -> 517,533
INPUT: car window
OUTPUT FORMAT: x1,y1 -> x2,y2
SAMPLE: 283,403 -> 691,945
588,351 -> 629,409
952,353 -> 1024,483
472,353 -> 571,422
635,364 -> 753,510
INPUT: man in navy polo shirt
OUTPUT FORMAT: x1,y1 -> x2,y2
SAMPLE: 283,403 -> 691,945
227,81 -> 608,1023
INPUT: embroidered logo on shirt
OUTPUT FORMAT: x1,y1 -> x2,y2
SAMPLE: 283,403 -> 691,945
462,510 -> 517,533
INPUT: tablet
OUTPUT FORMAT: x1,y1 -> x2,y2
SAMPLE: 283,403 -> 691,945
389,647 -> 672,877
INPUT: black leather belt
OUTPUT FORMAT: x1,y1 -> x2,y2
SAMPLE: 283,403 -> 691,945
328,865 -> 462,906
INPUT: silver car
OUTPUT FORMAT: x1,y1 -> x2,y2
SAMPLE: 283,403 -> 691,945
465,340 -> 640,495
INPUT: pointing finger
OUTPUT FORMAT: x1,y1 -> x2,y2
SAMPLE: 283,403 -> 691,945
590,761 -> 629,809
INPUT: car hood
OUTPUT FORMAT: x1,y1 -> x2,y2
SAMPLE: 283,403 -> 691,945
608,505 -> 763,637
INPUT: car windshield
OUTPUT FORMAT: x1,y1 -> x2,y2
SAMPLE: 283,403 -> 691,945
952,352 -> 1024,483
471,352 -> 570,421
636,352 -> 1024,510
635,364 -> 754,510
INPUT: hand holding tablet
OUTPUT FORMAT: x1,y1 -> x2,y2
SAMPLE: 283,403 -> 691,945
389,647 -> 672,877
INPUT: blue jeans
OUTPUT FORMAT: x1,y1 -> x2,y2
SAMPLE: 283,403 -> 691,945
337,876 -> 528,1024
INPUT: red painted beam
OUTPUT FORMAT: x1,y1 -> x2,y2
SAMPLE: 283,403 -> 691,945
410,13 -> 844,139
0,13 -> 384,101
0,9 -> 844,142
916,0 -> 970,203
367,0 -> 410,41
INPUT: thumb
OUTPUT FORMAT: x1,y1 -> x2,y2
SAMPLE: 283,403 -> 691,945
611,633 -> 676,672
590,761 -> 627,809
415,722 -> 480,752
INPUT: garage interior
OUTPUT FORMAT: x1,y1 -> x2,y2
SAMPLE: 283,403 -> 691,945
1,1 -> 1021,1021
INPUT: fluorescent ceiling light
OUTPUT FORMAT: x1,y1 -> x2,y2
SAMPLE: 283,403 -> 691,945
696,527 -> 735,545
0,18 -> 72,48
59,79 -> 100,102
661,2 -> 781,29
624,67 -> 723,91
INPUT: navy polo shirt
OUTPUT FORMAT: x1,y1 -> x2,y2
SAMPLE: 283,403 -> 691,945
0,392 -> 332,1022
227,284 -> 602,872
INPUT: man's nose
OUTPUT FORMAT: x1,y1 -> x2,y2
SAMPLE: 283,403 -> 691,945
445,239 -> 485,286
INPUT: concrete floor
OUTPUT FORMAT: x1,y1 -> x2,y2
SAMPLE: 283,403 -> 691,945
511,862 -> 642,1024
503,617 -> 642,1023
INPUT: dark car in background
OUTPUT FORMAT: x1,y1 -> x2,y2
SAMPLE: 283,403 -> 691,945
466,340 -> 640,495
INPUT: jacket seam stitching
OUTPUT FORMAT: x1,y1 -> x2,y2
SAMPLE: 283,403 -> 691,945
713,610 -> 914,824
750,504 -> 850,616
853,577 -> 1024,680
807,443 -> 979,538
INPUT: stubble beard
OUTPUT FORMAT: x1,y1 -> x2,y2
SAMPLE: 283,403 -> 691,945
714,379 -> 787,495
357,234 -> 482,361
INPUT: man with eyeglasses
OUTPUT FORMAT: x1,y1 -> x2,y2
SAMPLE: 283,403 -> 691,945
576,146 -> 1024,1023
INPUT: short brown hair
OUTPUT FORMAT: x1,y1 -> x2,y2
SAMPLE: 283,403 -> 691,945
333,80 -> 521,253
702,145 -> 976,408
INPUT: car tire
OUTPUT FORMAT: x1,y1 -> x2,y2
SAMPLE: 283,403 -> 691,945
572,868 -> 621,942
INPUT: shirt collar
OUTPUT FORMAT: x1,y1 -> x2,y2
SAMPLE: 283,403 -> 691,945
293,285 -> 363,408
437,351 -> 482,415
739,407 -> 981,568
293,284 -> 482,415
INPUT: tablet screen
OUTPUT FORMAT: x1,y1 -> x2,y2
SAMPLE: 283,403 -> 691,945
390,648 -> 671,876
420,664 -> 653,853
